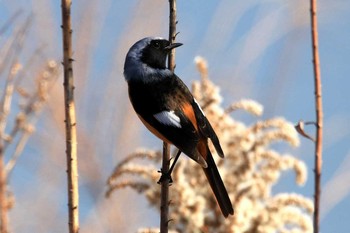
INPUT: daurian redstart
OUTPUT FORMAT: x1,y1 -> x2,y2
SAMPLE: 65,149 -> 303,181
124,37 -> 233,217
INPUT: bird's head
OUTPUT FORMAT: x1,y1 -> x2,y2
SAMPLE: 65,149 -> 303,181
124,37 -> 182,82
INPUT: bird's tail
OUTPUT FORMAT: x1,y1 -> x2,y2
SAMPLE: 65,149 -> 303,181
203,148 -> 234,217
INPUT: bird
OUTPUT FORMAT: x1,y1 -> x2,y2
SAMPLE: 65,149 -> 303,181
123,37 -> 234,217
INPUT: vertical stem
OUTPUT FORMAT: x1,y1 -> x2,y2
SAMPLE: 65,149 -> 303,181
160,1 -> 177,233
160,143 -> 170,233
168,0 -> 177,70
310,0 -> 323,232
61,1 -> 80,233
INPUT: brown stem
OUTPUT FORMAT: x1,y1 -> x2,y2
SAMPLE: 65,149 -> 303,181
61,1 -> 80,232
160,1 -> 177,233
168,0 -> 177,70
310,0 -> 323,232
160,142 -> 171,233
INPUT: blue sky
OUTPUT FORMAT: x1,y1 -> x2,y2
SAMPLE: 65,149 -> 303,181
1,0 -> 350,232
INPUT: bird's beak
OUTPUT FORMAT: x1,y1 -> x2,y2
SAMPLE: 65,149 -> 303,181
165,42 -> 183,50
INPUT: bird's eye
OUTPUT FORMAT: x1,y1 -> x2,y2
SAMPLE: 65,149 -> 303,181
153,41 -> 161,49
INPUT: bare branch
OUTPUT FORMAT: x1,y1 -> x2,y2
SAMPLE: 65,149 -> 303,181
310,0 -> 323,232
159,1 -> 178,233
61,0 -> 80,232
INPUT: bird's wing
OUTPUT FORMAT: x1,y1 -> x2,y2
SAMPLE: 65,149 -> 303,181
165,74 -> 224,159
191,98 -> 225,158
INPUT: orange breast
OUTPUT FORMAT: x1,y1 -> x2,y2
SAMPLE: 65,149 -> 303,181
138,114 -> 172,144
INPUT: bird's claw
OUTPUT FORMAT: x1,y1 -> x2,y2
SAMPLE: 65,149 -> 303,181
157,169 -> 173,184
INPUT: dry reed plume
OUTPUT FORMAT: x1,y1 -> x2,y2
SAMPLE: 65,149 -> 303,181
0,13 -> 61,232
107,57 -> 313,233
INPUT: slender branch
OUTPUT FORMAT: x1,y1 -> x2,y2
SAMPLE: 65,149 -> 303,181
160,142 -> 171,233
167,0 -> 177,70
160,1 -> 177,233
310,0 -> 323,232
61,1 -> 80,232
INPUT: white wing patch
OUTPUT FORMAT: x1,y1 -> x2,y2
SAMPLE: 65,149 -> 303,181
194,98 -> 205,116
154,111 -> 181,128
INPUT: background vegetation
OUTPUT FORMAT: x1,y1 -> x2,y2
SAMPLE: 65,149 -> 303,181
0,0 -> 349,232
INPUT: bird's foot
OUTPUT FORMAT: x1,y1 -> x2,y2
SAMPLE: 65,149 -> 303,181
157,169 -> 173,184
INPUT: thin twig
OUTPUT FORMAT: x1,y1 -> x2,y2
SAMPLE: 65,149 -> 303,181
310,0 -> 323,232
295,120 -> 315,142
61,1 -> 80,232
160,1 -> 177,233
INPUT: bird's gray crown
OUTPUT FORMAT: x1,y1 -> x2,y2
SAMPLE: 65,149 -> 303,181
123,37 -> 175,83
